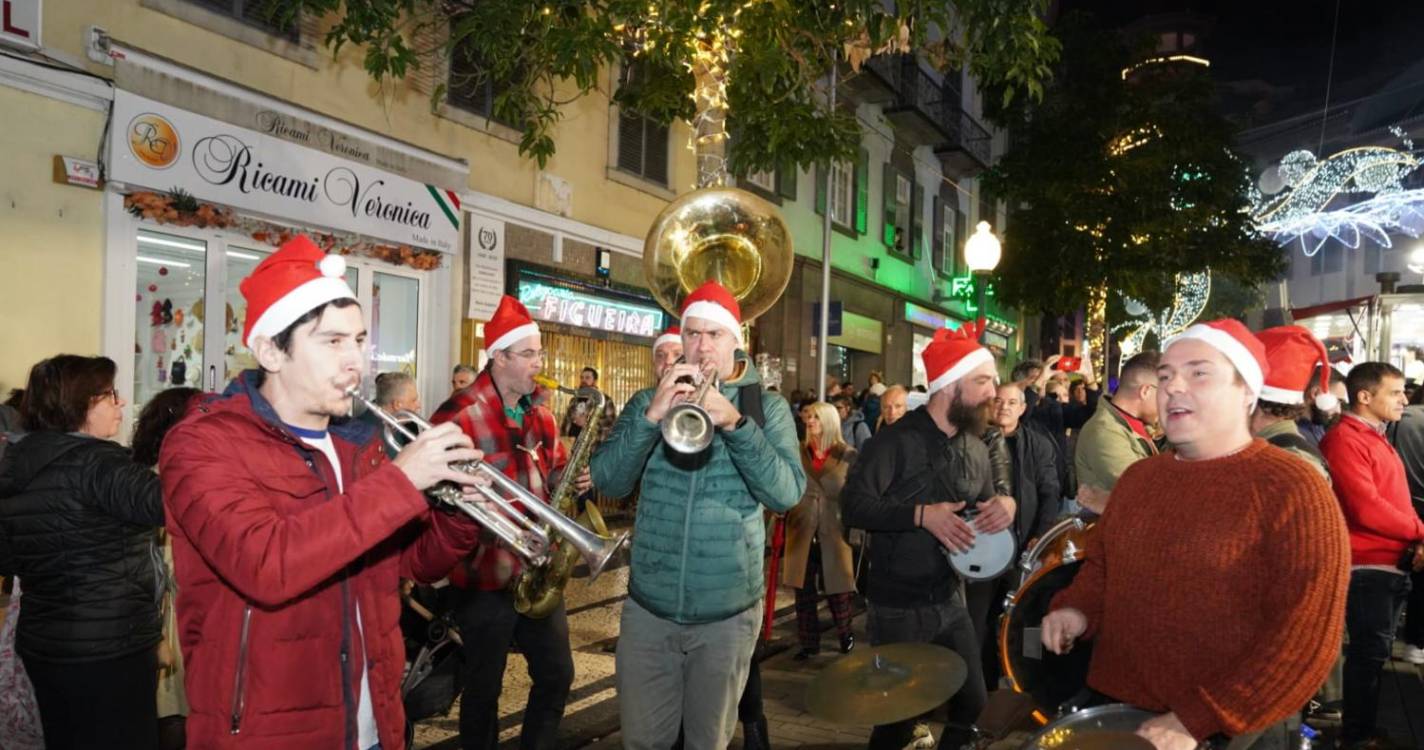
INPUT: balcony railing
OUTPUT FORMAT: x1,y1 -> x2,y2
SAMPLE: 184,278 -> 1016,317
865,55 -> 993,175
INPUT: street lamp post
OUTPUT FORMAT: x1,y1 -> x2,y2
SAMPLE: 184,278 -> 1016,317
963,221 -> 1002,340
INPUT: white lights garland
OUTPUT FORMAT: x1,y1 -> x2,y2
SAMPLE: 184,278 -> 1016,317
1114,272 -> 1212,360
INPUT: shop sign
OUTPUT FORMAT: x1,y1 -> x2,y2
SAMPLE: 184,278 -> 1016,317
467,213 -> 505,319
1,0 -> 39,51
829,311 -> 883,354
109,91 -> 461,253
517,280 -> 663,338
904,301 -> 965,331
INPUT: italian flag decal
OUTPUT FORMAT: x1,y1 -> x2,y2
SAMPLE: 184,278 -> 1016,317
427,186 -> 462,230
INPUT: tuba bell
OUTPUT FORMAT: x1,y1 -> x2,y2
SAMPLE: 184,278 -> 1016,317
643,186 -> 794,451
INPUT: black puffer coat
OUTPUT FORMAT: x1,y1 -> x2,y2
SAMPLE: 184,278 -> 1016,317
0,431 -> 165,663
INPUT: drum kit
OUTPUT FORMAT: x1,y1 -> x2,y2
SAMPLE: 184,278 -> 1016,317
807,515 -> 1164,750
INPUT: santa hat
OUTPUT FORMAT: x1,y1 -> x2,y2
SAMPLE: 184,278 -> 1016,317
922,323 -> 995,395
240,235 -> 355,347
1166,319 -> 1269,398
1257,326 -> 1339,411
484,295 -> 540,354
654,325 -> 682,351
680,280 -> 743,346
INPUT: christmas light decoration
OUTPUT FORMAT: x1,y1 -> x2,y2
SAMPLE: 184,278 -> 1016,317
1114,271 -> 1212,360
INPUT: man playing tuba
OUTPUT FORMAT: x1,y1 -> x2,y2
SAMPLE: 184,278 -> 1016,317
592,280 -> 805,750
429,295 -> 590,750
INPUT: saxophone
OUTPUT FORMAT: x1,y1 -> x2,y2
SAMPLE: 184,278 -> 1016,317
511,377 -> 616,618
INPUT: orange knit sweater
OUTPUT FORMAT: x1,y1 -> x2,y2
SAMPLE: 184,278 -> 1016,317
1051,439 -> 1350,740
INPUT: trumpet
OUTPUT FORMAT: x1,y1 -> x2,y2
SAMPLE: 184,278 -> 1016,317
662,358 -> 721,454
346,385 -> 626,579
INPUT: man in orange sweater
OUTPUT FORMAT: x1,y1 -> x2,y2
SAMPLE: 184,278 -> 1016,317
1319,361 -> 1424,747
1042,319 -> 1350,750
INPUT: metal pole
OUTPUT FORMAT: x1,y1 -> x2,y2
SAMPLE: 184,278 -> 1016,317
817,58 -> 838,402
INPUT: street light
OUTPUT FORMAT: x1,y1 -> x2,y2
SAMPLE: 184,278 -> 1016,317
964,221 -> 1002,338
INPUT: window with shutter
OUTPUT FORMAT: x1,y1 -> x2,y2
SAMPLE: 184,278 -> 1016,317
614,60 -> 671,186
183,0 -> 299,40
448,36 -> 521,127
941,202 -> 958,276
746,171 -> 776,192
829,161 -> 854,228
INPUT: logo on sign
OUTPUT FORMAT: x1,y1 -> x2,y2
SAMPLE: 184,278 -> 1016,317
477,226 -> 498,251
127,114 -> 181,169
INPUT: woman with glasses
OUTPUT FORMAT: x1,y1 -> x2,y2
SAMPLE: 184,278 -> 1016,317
0,355 -> 165,749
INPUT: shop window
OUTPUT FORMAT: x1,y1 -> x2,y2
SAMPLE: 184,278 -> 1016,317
133,230 -> 208,417
371,272 -> 421,382
180,0 -> 299,41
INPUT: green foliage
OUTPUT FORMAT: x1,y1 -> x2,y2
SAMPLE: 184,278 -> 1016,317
270,0 -> 1058,170
979,14 -> 1285,316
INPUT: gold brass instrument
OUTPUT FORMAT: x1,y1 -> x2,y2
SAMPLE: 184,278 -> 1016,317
347,385 -> 626,580
643,185 -> 793,452
509,375 -> 626,617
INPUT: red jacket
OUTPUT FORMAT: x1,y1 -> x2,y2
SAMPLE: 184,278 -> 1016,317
1320,414 -> 1424,566
430,369 -> 566,590
158,373 -> 478,749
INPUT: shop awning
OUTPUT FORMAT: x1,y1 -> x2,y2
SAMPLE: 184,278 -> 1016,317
1290,295 -> 1374,321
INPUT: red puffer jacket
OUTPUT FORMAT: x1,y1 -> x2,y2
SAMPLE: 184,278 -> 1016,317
159,372 -> 478,749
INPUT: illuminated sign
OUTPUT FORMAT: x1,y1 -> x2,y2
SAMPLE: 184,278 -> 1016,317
904,301 -> 964,331
517,280 -> 664,338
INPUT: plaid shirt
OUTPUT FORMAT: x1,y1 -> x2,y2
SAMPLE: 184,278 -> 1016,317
430,369 -> 567,590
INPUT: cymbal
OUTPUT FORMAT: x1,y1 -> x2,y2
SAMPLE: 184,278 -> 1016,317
804,643 -> 967,725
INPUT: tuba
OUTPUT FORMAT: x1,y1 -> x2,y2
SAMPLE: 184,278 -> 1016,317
643,186 -> 795,448
510,377 -> 626,618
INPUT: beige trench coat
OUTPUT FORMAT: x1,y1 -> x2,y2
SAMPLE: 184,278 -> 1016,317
781,444 -> 858,594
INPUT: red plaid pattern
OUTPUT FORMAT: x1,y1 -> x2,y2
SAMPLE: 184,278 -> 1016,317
430,369 -> 567,590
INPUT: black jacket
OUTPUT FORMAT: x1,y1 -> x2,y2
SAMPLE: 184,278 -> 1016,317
0,431 -> 165,663
840,406 -> 994,607
989,420 -> 1062,545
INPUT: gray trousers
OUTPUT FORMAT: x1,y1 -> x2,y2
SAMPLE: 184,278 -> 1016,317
616,597 -> 763,750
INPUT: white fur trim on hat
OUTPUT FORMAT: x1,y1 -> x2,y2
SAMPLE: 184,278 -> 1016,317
487,322 -> 540,354
654,332 -> 682,351
1167,324 -> 1265,397
682,300 -> 743,346
1257,383 -> 1305,405
245,275 -> 357,347
1315,391 -> 1340,411
927,347 -> 994,395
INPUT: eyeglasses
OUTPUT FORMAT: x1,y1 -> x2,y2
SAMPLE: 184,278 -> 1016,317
506,349 -> 546,362
93,388 -> 120,404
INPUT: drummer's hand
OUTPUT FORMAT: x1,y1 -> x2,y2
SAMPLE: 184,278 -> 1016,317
919,502 -> 974,553
1076,484 -> 1110,514
974,495 -> 1016,534
1041,607 -> 1087,655
1136,713 -> 1196,750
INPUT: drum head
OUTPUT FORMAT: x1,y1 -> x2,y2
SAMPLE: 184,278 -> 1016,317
949,527 -> 1015,581
1022,704 -> 1156,750
1001,561 -> 1094,719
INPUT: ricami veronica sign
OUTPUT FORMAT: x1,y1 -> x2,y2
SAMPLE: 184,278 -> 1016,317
109,90 -> 461,253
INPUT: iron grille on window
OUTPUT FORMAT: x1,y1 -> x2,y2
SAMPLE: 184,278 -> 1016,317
182,0 -> 299,42
615,61 -> 670,185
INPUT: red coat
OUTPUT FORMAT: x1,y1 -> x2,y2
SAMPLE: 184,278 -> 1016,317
158,373 -> 478,749
1320,414 -> 1424,566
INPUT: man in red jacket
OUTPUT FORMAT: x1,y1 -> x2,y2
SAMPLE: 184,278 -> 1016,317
1042,320 -> 1349,750
430,295 -> 584,750
160,236 -> 485,749
1319,361 -> 1424,748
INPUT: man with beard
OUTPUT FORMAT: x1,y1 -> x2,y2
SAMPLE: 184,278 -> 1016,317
841,324 -> 1016,750
1042,320 -> 1349,750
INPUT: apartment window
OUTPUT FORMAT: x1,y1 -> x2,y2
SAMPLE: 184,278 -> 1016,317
181,0 -> 298,41
941,203 -> 958,275
1310,245 -> 1344,276
615,61 -> 671,186
829,161 -> 854,228
448,43 -> 521,127
746,170 -> 776,192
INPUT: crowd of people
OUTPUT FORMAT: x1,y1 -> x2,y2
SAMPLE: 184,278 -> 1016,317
0,232 -> 1421,750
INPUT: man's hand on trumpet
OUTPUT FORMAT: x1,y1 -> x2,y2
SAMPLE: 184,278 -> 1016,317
644,362 -> 699,423
392,422 -> 489,492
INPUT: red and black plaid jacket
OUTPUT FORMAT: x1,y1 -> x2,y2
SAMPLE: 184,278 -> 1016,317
430,369 -> 567,590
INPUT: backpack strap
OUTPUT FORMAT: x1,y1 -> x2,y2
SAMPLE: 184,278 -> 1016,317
739,382 -> 767,428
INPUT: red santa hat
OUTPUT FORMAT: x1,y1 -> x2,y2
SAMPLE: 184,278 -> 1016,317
484,295 -> 540,354
1256,325 -> 1340,411
654,325 -> 682,351
1166,319 -> 1269,398
922,323 -> 995,395
240,235 -> 355,347
680,280 -> 743,347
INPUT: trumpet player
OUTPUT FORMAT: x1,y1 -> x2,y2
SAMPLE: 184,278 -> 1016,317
159,236 -> 488,749
429,295 -> 587,750
592,280 -> 805,750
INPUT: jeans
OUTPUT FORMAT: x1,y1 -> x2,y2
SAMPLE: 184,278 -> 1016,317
866,594 -> 987,750
616,597 -> 762,750
1341,568 -> 1411,742
452,587 -> 574,750
964,575 -> 1015,689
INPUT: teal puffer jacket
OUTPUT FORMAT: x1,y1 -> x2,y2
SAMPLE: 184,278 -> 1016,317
591,361 -> 804,624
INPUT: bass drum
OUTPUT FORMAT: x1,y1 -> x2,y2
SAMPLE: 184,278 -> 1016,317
999,519 -> 1096,724
1020,703 -> 1156,750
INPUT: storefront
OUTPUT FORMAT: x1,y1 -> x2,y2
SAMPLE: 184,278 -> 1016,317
100,55 -> 467,432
